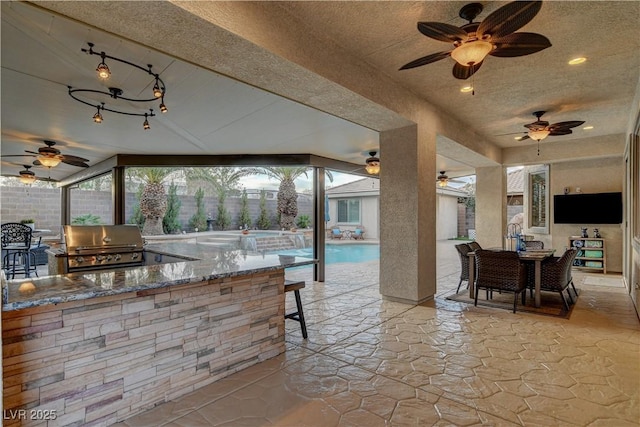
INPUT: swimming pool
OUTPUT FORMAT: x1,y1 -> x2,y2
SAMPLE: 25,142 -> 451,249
275,244 -> 379,264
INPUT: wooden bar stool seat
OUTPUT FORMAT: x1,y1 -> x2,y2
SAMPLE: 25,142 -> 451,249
284,279 -> 308,339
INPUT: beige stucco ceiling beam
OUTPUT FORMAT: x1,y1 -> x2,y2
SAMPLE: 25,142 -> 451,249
502,134 -> 626,167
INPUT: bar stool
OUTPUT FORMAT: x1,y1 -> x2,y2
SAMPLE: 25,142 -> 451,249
1,223 -> 39,279
284,279 -> 308,339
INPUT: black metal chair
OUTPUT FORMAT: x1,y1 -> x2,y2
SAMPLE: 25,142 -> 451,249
474,249 -> 527,313
454,243 -> 472,293
1,223 -> 40,279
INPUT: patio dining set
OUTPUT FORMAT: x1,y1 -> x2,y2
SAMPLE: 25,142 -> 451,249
455,240 -> 578,313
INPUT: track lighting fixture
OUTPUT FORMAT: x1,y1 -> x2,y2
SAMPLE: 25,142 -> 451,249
93,104 -> 104,123
68,42 -> 168,129
96,52 -> 111,79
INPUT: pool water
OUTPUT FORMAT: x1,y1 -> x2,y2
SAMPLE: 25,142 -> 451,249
276,244 -> 379,264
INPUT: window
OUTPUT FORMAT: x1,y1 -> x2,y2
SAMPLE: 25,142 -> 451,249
525,164 -> 549,234
337,199 -> 360,223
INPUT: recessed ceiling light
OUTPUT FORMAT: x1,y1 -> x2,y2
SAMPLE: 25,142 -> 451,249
583,125 -> 594,130
568,57 -> 587,65
460,85 -> 473,93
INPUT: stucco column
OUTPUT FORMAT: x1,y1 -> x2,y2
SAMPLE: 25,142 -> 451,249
475,166 -> 507,248
380,125 -> 436,304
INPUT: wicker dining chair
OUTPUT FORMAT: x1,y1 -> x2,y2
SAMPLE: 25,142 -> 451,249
474,249 -> 527,313
454,243 -> 472,294
529,248 -> 578,310
468,241 -> 482,251
524,240 -> 544,250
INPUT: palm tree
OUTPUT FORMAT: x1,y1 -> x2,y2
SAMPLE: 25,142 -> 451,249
254,167 -> 332,229
128,167 -> 175,235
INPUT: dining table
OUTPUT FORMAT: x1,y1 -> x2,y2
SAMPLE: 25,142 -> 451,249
467,248 -> 555,308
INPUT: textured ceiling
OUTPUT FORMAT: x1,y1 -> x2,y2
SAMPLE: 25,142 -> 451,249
1,1 -> 638,183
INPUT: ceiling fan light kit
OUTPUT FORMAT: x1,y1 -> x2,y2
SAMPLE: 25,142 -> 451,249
365,151 -> 380,175
437,171 -> 449,187
18,165 -> 37,185
68,42 -> 168,129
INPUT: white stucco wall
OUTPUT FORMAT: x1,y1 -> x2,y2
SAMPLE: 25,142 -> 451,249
436,194 -> 459,240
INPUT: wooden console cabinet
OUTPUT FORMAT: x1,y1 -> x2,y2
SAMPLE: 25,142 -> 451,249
569,237 -> 606,274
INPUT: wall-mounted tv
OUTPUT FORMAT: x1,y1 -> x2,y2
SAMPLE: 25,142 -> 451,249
553,192 -> 623,224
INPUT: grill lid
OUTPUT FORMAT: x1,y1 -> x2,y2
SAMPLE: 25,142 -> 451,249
63,225 -> 144,253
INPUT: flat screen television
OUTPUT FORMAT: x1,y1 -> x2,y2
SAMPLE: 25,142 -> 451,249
553,192 -> 623,224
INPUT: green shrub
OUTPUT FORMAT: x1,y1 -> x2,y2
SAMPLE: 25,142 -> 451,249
296,214 -> 311,228
216,191 -> 231,230
189,188 -> 207,232
163,182 -> 182,234
256,190 -> 271,230
71,214 -> 102,225
238,189 -> 252,229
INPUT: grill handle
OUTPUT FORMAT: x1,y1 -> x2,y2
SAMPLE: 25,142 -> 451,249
73,244 -> 140,252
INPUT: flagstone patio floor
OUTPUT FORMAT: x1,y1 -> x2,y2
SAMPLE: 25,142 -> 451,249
112,240 -> 639,426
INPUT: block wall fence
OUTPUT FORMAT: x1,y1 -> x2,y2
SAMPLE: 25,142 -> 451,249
0,187 -> 313,233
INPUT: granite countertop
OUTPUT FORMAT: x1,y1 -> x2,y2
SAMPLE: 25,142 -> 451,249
2,242 -> 316,311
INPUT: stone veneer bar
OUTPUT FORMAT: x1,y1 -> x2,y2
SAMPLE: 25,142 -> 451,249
3,272 -> 284,426
2,244 -> 313,426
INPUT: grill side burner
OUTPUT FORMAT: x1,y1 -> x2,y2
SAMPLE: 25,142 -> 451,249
63,225 -> 145,271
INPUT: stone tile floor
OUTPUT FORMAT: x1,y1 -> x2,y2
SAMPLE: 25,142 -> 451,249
113,240 -> 639,426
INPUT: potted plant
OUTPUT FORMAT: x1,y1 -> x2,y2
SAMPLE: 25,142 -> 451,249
20,218 -> 35,230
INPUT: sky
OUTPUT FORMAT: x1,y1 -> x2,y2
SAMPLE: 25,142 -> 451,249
240,171 -> 364,192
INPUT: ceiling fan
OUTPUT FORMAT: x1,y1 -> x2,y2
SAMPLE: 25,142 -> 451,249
515,111 -> 585,142
436,171 -> 469,188
5,164 -> 59,184
2,140 -> 90,168
399,1 -> 551,80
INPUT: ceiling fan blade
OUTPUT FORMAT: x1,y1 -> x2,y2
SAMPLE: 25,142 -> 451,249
25,150 -> 40,155
517,135 -> 531,141
32,159 -> 43,166
549,129 -> 573,136
61,153 -> 90,163
524,120 -> 549,130
477,1 -> 543,40
452,61 -> 483,80
549,120 -> 585,130
61,159 -> 90,168
417,22 -> 467,43
1,154 -> 36,158
490,33 -> 551,57
399,51 -> 451,70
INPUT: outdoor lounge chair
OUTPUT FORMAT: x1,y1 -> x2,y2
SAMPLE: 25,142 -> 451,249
330,227 -> 344,239
351,226 -> 365,240
474,249 -> 527,313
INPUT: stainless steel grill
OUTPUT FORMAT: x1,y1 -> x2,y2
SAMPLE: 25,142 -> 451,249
63,225 -> 145,272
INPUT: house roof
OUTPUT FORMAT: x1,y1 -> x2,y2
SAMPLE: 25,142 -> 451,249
327,177 -> 379,195
507,168 -> 525,195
